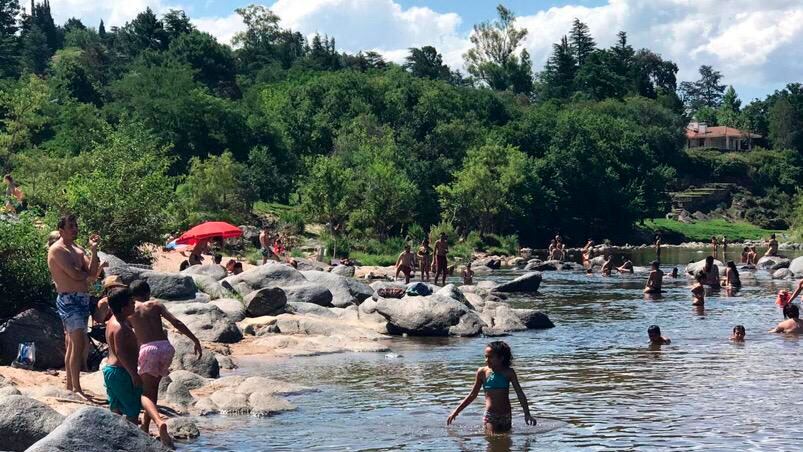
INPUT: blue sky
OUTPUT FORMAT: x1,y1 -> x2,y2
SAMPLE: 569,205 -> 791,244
51,1 -> 803,102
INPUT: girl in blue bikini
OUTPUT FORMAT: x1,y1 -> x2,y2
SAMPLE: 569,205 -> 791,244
447,341 -> 536,434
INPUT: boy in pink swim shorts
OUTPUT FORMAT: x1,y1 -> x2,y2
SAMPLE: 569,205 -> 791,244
128,280 -> 203,435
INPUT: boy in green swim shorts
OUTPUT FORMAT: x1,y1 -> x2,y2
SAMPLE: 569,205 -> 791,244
104,288 -> 173,448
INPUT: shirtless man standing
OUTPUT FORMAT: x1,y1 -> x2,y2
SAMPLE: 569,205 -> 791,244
47,214 -> 100,397
395,245 -> 415,284
104,288 -> 173,448
644,261 -> 664,294
764,233 -> 779,257
433,233 -> 449,286
128,280 -> 202,435
769,304 -> 803,334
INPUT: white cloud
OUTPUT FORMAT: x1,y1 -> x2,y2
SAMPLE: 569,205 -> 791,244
48,0 -> 169,27
194,12 -> 244,45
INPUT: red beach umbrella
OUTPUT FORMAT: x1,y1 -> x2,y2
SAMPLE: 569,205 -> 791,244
175,221 -> 242,245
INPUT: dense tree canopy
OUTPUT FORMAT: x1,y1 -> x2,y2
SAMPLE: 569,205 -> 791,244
1,2 -> 801,248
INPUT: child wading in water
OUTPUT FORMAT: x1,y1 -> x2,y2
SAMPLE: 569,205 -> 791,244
447,341 -> 536,434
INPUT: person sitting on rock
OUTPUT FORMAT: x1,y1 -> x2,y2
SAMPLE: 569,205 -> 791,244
617,259 -> 634,273
273,238 -> 286,262
395,244 -> 415,284
770,304 -> 803,334
764,233 -> 779,257
648,325 -> 671,346
128,280 -> 201,440
232,262 -> 244,274
643,261 -> 663,294
547,239 -> 558,260
462,262 -> 475,286
104,287 -> 173,448
746,246 -> 758,265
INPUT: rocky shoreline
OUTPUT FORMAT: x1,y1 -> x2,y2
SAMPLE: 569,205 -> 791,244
0,254 -> 552,451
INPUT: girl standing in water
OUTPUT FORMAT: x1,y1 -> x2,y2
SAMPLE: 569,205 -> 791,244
447,341 -> 536,434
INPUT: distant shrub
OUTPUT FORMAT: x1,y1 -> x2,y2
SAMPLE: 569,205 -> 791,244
0,215 -> 55,318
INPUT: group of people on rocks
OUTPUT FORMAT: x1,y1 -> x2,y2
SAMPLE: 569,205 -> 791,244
394,233 -> 454,285
47,214 -> 205,448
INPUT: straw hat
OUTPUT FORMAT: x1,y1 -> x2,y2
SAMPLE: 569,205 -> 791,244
102,275 -> 127,293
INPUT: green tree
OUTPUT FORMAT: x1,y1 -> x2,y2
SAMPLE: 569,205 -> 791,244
174,151 -> 254,228
541,36 -> 576,99
162,9 -> 194,41
437,143 -> 535,235
463,4 -> 532,94
168,30 -> 239,98
64,124 -> 174,261
569,18 -> 595,67
296,154 -> 350,234
0,74 -> 49,166
716,85 -> 742,127
0,0 -> 21,78
680,65 -> 726,113
0,215 -> 54,318
404,46 -> 452,81
768,96 -> 802,151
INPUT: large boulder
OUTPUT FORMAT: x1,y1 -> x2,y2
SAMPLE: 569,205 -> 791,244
588,256 -> 607,268
790,256 -> 803,277
685,259 -> 725,276
170,334 -> 219,378
773,268 -> 794,280
0,395 -> 64,451
210,298 -> 247,322
375,296 -> 470,336
27,407 -> 171,452
190,274 -> 233,300
221,263 -> 307,297
243,288 -> 287,317
757,256 -> 790,270
481,305 -> 526,332
0,307 -> 65,369
162,370 -> 207,408
283,284 -> 334,306
139,271 -> 196,300
493,272 -> 542,293
331,265 -> 355,277
435,284 -> 471,308
181,264 -> 228,281
169,303 -> 242,343
473,256 -> 501,270
513,309 -> 555,329
98,252 -> 144,284
301,271 -> 374,307
448,311 -> 485,337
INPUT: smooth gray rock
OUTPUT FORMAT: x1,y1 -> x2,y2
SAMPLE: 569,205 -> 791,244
139,271 -> 197,300
301,271 -> 374,308
0,307 -> 65,369
283,284 -> 334,306
481,305 -> 526,332
524,261 -> 556,271
221,263 -> 307,297
473,256 -> 502,269
163,370 -> 207,408
190,274 -> 234,300
182,264 -> 228,281
773,268 -> 794,280
788,256 -> 803,276
375,296 -> 470,336
757,256 -> 789,270
494,272 -> 542,293
448,311 -> 485,337
513,309 -> 555,329
99,252 -> 145,284
0,395 -> 64,451
210,298 -> 247,322
0,386 -> 21,397
243,288 -> 287,317
27,407 -> 170,452
170,334 -> 219,378
685,259 -> 725,276
165,417 -> 200,439
284,302 -> 339,318
169,303 -> 242,343
331,265 -> 356,277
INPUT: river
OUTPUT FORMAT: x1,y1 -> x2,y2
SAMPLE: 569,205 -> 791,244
182,249 -> 803,451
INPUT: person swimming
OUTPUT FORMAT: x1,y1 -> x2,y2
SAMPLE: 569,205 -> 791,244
447,341 -> 536,434
648,325 -> 671,345
730,325 -> 745,342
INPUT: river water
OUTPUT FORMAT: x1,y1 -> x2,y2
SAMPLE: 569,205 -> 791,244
182,249 -> 803,451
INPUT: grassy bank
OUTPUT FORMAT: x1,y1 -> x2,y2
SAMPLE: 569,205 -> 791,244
640,218 -> 785,242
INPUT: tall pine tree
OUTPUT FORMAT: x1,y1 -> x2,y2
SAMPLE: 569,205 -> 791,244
569,18 -> 595,67
0,0 -> 21,77
542,36 -> 576,99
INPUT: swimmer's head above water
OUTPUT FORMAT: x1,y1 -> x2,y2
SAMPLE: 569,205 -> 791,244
731,325 -> 745,341
648,325 -> 671,345
783,303 -> 799,319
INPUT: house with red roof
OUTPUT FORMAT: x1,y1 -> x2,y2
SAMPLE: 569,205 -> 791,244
685,122 -> 761,151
